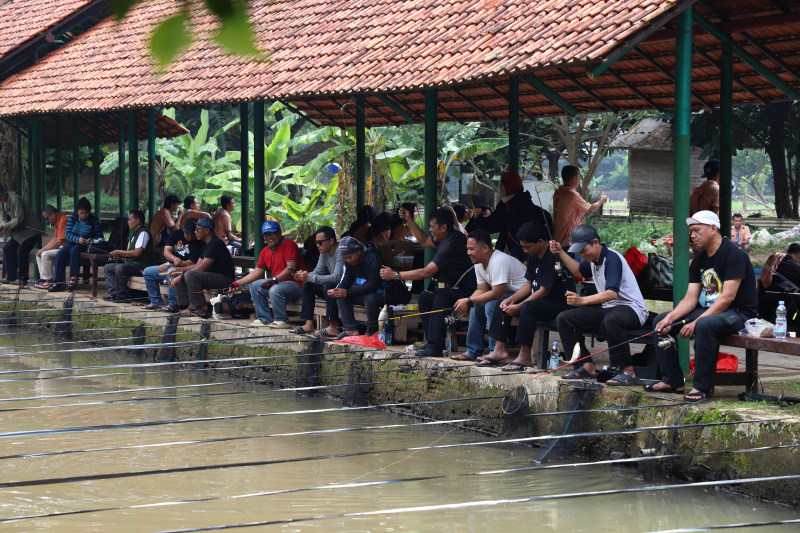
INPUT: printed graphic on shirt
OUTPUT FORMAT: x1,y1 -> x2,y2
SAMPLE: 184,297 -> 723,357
699,268 -> 722,308
531,266 -> 540,290
173,241 -> 190,258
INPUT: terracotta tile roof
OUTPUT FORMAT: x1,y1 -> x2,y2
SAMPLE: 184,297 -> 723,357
0,0 -> 93,60
0,0 -> 799,127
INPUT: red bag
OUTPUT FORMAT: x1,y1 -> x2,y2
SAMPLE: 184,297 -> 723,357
332,333 -> 387,349
623,246 -> 649,276
689,352 -> 739,374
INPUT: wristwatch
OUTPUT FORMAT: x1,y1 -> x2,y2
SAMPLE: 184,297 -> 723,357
467,297 -> 474,308
395,272 -> 402,281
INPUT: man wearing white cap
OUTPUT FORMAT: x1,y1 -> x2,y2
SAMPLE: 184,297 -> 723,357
649,210 -> 757,401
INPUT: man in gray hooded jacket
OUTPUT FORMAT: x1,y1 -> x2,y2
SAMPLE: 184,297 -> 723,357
0,183 -> 42,284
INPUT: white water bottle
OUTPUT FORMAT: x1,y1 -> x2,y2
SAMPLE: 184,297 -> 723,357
776,301 -> 788,339
549,342 -> 560,370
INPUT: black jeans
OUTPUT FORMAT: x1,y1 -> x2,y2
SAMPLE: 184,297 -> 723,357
557,305 -> 643,368
3,235 -> 37,282
104,262 -> 142,296
300,281 -> 339,323
419,286 -> 473,349
174,271 -> 234,307
337,292 -> 384,334
488,297 -> 570,347
654,307 -> 746,392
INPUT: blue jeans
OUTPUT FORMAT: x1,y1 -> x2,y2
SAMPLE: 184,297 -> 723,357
143,264 -> 177,306
250,279 -> 302,324
466,290 -> 515,356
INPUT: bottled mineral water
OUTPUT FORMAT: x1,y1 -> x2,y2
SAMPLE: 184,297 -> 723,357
549,341 -> 560,370
776,301 -> 788,339
444,325 -> 452,355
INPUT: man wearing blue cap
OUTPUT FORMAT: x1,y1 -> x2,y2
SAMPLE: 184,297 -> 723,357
227,220 -> 305,328
690,159 -> 720,216
0,183 -> 42,285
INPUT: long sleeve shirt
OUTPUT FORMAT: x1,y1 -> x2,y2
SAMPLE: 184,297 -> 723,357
65,213 -> 103,243
308,244 -> 344,285
0,191 -> 41,243
336,248 -> 383,298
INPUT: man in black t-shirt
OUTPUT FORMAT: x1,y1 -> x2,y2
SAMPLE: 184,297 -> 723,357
486,221 -> 574,371
142,218 -> 204,312
171,217 -> 235,318
650,211 -> 757,401
380,206 -> 477,358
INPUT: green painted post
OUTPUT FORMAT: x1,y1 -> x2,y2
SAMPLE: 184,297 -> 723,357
147,108 -> 156,223
356,95 -> 366,210
253,101 -> 265,260
128,109 -> 138,212
240,103 -> 250,264
16,132 -> 22,192
424,88 -> 438,266
508,76 -> 520,176
72,116 -> 80,208
673,9 -> 693,372
93,115 -> 101,218
720,43 -> 733,240
55,117 -> 62,212
31,117 -> 41,223
118,111 -> 126,216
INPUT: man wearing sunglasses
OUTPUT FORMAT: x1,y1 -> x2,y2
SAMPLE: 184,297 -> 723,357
292,226 -> 344,338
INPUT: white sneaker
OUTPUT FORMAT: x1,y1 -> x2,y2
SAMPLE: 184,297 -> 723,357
269,321 -> 292,329
249,319 -> 268,327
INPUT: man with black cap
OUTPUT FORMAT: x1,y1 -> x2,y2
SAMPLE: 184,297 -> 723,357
550,224 -> 649,384
170,216 -> 235,318
650,210 -> 757,401
227,220 -> 305,328
141,218 -> 203,312
328,236 -> 384,338
690,159 -> 720,216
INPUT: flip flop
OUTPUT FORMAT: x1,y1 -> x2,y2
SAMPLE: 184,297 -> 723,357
605,372 -> 640,386
475,356 -> 509,366
684,390 -> 712,402
314,329 -> 338,340
501,362 -> 530,372
561,367 -> 597,379
292,325 -> 313,335
643,383 -> 685,394
450,352 -> 480,362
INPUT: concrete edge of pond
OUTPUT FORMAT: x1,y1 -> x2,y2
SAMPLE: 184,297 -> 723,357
2,288 -> 799,507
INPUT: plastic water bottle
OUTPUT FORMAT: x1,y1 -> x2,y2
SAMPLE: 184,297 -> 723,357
776,301 -> 788,339
549,342 -> 560,370
444,324 -> 452,355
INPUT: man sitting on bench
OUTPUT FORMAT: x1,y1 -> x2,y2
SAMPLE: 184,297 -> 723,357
650,211 -> 757,401
328,236 -> 384,339
292,225 -> 344,338
141,218 -> 203,312
380,206 -> 477,358
453,229 -> 527,365
104,209 -> 154,302
550,224 -> 649,384
486,220 -> 575,371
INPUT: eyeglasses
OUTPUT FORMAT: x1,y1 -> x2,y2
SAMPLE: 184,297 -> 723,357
315,239 -> 330,246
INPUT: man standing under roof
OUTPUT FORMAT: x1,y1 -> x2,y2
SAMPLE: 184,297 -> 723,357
550,224 -> 649,384
228,220 -> 305,328
649,211 -> 757,401
0,183 -> 42,285
380,206 -> 477,358
690,159 -> 720,216
553,165 -> 608,247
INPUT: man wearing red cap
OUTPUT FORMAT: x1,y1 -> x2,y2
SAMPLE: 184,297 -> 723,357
467,172 -> 553,262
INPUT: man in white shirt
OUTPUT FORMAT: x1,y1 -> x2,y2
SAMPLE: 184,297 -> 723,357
453,229 -> 527,364
550,225 -> 649,384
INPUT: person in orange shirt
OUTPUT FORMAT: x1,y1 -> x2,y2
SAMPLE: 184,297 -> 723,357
731,213 -> 751,251
150,194 -> 182,246
35,205 -> 68,289
177,195 -> 211,230
553,165 -> 607,247
213,194 -> 242,251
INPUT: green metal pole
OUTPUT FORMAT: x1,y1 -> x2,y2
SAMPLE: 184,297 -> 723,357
16,132 -> 22,191
31,116 -> 41,223
118,111 -> 126,216
72,115 -> 80,209
355,95 -> 366,211
55,117 -> 62,212
128,109 -> 138,212
147,108 -> 156,223
93,115 -> 101,219
240,103 -> 250,262
424,88 -> 438,266
674,9 -> 693,373
720,43 -> 733,240
253,101 -> 265,260
508,76 -> 520,176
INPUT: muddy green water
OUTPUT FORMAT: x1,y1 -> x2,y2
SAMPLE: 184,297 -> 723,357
0,333 -> 798,532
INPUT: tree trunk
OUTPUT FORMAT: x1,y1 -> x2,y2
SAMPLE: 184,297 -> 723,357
768,102 -> 792,218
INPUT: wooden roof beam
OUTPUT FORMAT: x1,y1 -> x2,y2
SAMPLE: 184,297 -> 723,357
301,99 -> 343,128
353,96 -> 398,126
279,100 -> 321,127
330,98 -> 358,122
634,49 -> 714,109
557,68 -> 615,112
481,81 -> 537,121
607,68 -> 662,111
449,86 -> 495,122
522,74 -> 577,116
377,94 -> 420,124
693,11 -> 800,100
641,12 -> 800,44
693,48 -> 768,105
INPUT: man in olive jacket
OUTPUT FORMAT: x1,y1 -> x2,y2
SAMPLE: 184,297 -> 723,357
0,183 -> 42,284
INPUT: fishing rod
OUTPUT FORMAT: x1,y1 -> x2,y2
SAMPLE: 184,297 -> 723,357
0,417 -> 787,490
0,330 -> 199,352
650,518 -> 800,532
148,473 -> 800,533
0,402 -> 686,459
4,442 -> 798,525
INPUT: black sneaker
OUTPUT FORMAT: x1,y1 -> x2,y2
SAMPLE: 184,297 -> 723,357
415,344 -> 444,358
102,295 -> 114,301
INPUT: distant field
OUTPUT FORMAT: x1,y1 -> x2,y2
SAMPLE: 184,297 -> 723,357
600,199 -> 776,217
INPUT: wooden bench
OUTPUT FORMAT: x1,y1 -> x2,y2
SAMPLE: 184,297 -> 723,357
79,252 -> 112,298
716,335 -> 800,392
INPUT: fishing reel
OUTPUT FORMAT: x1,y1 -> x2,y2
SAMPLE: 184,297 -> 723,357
657,334 -> 676,350
554,261 -> 568,281
444,315 -> 459,325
